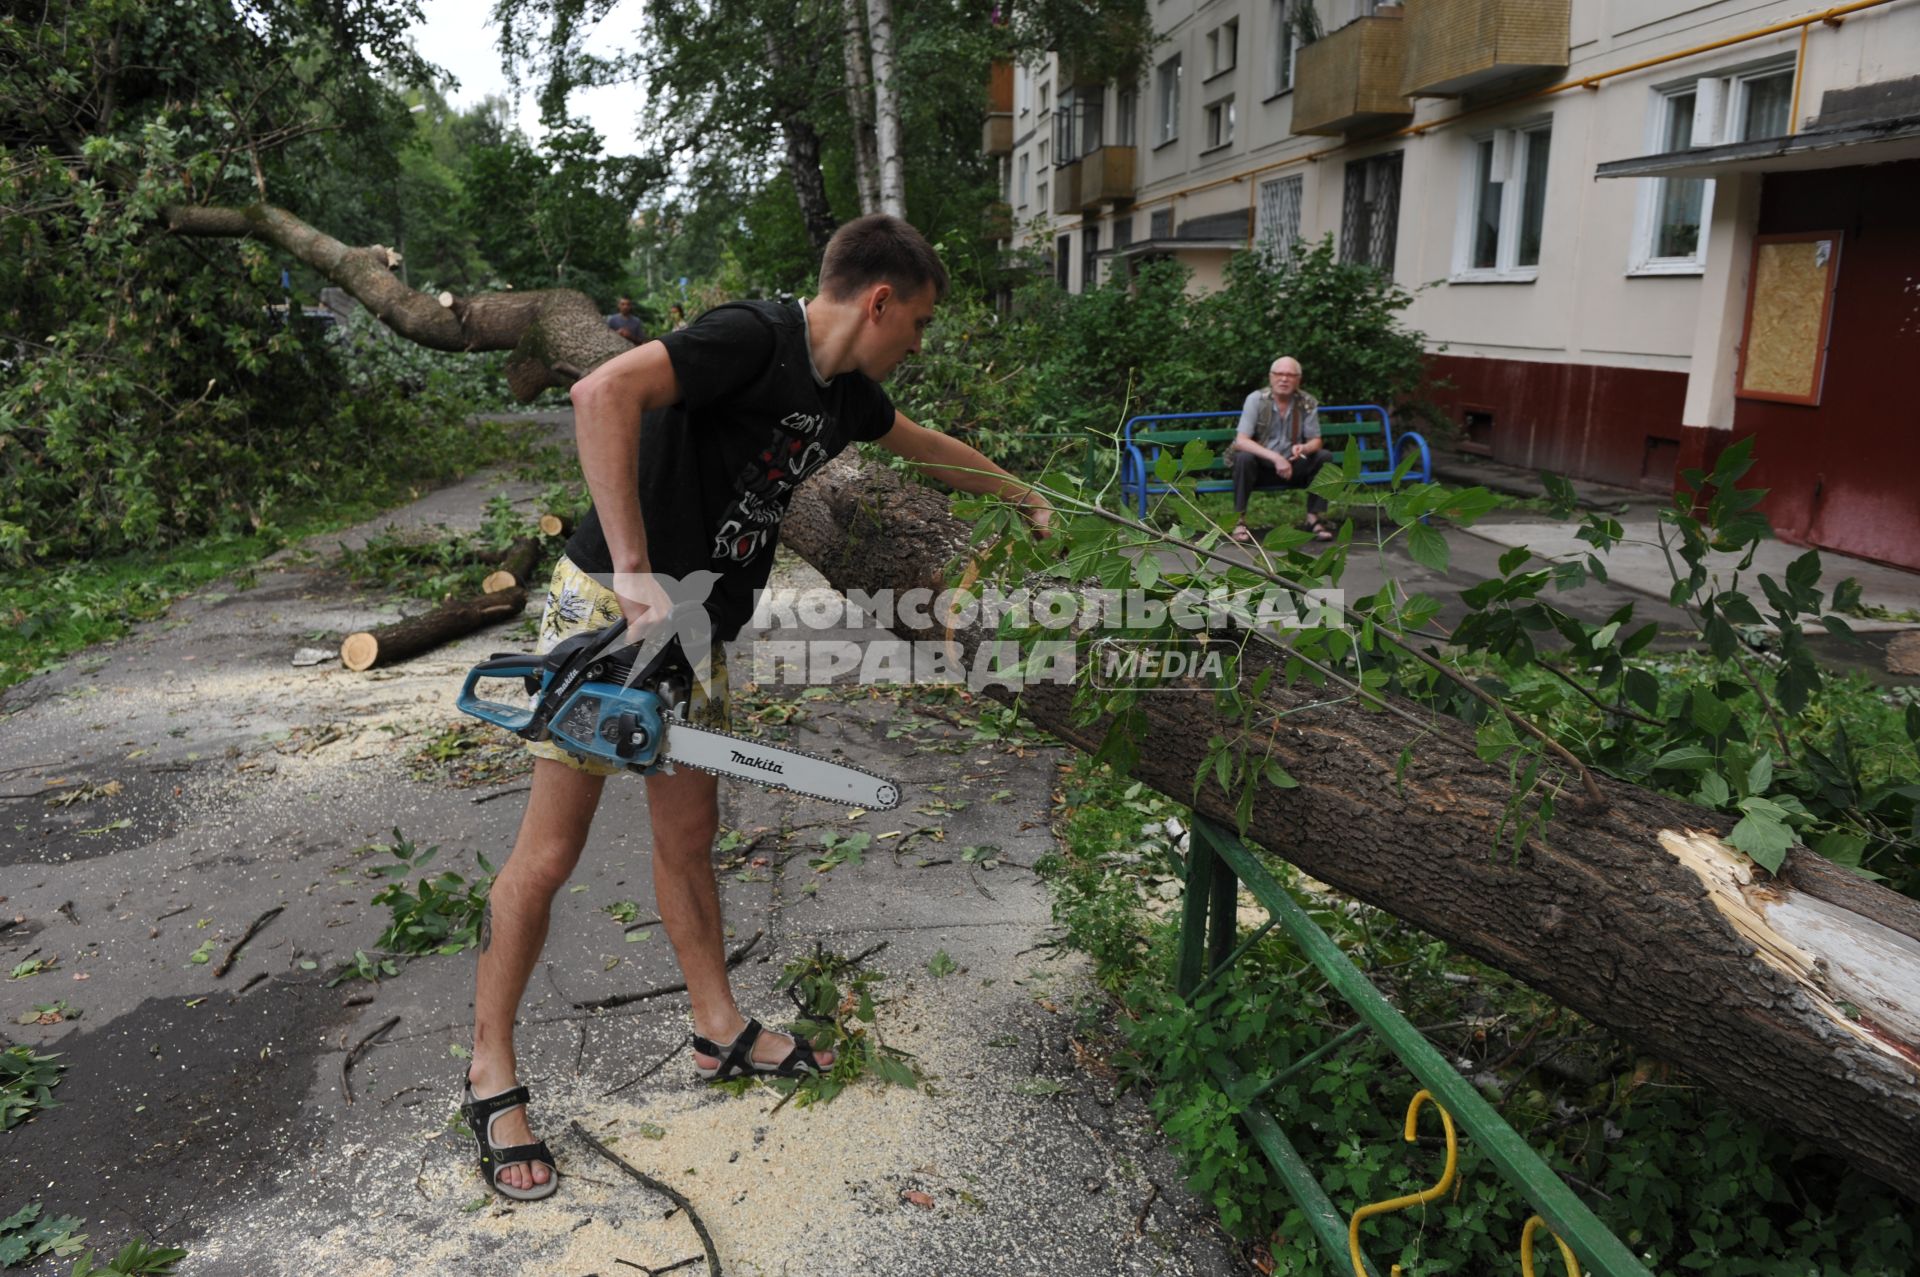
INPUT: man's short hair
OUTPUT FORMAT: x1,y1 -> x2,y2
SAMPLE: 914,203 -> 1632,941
819,214 -> 950,304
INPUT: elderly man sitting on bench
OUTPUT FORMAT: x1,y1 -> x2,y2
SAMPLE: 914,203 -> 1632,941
1227,355 -> 1333,544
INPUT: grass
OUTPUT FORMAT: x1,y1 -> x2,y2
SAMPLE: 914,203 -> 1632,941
0,418 -> 563,694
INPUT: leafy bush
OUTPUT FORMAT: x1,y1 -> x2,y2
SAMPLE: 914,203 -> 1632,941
889,235 -> 1434,476
1048,758 -> 1918,1274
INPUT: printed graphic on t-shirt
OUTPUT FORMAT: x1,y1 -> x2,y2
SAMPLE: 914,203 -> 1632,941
711,411 -> 838,564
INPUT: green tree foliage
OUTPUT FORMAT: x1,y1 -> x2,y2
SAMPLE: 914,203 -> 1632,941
889,236 -> 1433,469
0,2 -> 644,565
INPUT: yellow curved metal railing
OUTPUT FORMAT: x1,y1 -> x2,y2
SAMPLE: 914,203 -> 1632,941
1348,1089 -> 1459,1277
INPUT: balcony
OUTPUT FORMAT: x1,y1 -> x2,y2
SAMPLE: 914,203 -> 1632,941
1402,0 -> 1569,97
982,60 -> 1014,156
982,113 -> 1013,156
1291,9 -> 1413,136
1076,145 -> 1136,207
1051,162 -> 1082,216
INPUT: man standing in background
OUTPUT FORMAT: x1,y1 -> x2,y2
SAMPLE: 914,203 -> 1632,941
607,296 -> 646,345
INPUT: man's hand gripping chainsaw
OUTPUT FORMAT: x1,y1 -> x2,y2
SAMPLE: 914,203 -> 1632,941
455,608 -> 900,810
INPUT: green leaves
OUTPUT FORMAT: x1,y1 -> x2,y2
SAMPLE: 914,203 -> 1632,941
1730,797 -> 1796,873
1405,522 -> 1449,574
0,1045 -> 66,1132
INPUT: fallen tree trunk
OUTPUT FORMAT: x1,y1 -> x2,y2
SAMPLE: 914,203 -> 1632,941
779,456 -> 1920,1200
339,587 -> 527,672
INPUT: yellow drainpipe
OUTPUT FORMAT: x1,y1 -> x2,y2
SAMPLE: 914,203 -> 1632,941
1069,0 -> 1906,246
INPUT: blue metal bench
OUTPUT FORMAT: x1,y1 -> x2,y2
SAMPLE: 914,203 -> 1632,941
1118,405 -> 1432,519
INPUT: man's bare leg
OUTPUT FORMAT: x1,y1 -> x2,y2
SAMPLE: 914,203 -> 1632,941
468,758 -> 607,1192
645,767 -> 834,1071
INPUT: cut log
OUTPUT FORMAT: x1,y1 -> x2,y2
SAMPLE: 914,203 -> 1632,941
482,537 -> 542,594
538,511 -> 575,540
339,587 -> 527,672
779,456 -> 1920,1199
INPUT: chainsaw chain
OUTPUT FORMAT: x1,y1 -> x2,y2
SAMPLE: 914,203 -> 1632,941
640,718 -> 902,810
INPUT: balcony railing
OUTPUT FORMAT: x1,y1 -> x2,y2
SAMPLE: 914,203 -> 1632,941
1076,145 -> 1136,207
1051,162 -> 1082,216
1402,0 -> 1569,97
1291,9 -> 1413,136
982,113 -> 1013,156
982,59 -> 1014,156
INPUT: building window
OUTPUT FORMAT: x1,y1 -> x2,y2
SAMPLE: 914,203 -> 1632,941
1082,225 -> 1101,292
1156,55 -> 1182,145
1270,0 -> 1297,95
1208,20 -> 1238,78
1204,98 -> 1236,151
1116,87 -> 1137,146
1038,136 -> 1049,169
1150,208 -> 1173,239
1038,179 -> 1049,215
1341,151 -> 1403,276
1017,65 -> 1030,117
1039,81 -> 1050,118
1114,215 -> 1135,249
1018,154 -> 1030,209
1731,64 -> 1794,140
1456,122 -> 1551,280
1056,234 -> 1071,288
1633,85 -> 1712,273
1056,87 -> 1103,163
1256,174 -> 1303,262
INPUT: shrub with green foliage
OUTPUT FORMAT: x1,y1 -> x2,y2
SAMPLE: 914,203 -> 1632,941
1048,759 -> 1917,1275
889,236 -> 1434,476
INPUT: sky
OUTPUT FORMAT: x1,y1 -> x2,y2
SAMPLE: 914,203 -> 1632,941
407,0 -> 650,156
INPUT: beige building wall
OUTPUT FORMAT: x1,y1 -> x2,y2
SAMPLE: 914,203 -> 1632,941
998,0 -> 1919,379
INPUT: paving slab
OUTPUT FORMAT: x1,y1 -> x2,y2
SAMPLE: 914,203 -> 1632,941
0,426 -> 1241,1276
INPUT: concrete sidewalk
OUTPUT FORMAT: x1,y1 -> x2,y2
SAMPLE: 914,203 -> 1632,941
0,444 -> 1240,1275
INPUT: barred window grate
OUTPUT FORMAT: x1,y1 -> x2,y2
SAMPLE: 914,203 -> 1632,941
1341,152 -> 1403,276
1256,175 -> 1303,265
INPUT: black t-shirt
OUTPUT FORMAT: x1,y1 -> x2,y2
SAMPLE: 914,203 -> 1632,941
566,300 -> 897,640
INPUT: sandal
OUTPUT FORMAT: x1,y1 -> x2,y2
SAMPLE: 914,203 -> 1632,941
1229,522 -> 1256,545
692,1018 -> 825,1082
460,1075 -> 559,1201
1304,516 -> 1336,542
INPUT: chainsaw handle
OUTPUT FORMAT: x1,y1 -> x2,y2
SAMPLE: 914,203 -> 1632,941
456,653 -> 541,736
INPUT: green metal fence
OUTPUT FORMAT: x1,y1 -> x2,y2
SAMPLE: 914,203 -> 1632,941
1175,816 -> 1656,1277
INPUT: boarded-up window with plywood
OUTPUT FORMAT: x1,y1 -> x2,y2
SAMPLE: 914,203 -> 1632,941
1738,232 -> 1841,406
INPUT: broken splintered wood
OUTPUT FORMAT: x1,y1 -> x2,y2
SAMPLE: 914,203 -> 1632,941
340,586 -> 527,671
1660,829 -> 1920,1068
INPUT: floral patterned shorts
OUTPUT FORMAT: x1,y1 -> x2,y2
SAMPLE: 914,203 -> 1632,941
525,555 -> 731,776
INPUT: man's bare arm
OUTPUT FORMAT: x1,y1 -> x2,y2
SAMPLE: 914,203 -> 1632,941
873,413 -> 1052,535
568,342 -> 682,622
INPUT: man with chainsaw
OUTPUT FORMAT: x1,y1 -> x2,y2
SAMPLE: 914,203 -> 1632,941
460,214 -> 1053,1200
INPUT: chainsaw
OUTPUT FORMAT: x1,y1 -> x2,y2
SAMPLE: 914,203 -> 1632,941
456,614 -> 900,810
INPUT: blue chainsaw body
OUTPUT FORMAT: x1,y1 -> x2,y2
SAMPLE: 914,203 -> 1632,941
455,621 -> 685,773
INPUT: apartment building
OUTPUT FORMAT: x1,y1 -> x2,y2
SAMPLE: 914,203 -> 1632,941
985,0 -> 1920,571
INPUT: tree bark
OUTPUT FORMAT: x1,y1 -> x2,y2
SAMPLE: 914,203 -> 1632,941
863,0 -> 906,219
762,31 -> 838,254
339,587 -> 528,671
841,0 -> 882,215
164,203 -> 626,400
777,455 -> 1920,1201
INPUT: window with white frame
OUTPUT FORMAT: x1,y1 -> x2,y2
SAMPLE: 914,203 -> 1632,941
1116,87 -> 1137,146
1039,81 -> 1050,117
1634,85 -> 1712,272
1456,121 -> 1551,279
1270,0 -> 1297,95
1256,174 -> 1304,263
1208,20 -> 1238,78
1204,97 -> 1236,151
1156,55 -> 1182,145
1038,178 -> 1049,214
1631,62 -> 1790,274
1018,154 -> 1030,209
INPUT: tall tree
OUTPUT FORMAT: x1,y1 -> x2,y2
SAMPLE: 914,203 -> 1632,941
863,0 -> 906,219
840,0 -> 881,215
